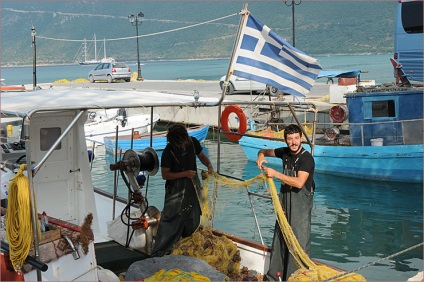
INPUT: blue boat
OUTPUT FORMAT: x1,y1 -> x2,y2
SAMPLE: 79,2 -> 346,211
238,87 -> 423,183
104,124 -> 209,154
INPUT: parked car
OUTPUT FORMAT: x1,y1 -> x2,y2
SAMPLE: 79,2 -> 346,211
219,75 -> 266,95
219,75 -> 285,96
88,62 -> 131,83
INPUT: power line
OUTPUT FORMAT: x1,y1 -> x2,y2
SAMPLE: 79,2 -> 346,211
37,12 -> 238,43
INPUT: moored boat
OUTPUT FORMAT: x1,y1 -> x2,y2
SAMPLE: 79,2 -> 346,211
237,85 -> 423,183
85,109 -> 160,147
103,124 -> 209,154
1,87 -> 360,281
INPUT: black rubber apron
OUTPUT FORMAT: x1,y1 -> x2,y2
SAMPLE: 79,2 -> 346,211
266,151 -> 314,281
151,143 -> 202,257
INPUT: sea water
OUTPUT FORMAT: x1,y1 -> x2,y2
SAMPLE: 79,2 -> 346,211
90,137 -> 423,281
1,54 -> 395,85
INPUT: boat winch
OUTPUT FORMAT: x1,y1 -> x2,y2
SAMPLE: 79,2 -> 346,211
108,148 -> 160,254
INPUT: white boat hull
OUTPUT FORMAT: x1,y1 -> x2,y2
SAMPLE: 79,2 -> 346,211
85,113 -> 160,146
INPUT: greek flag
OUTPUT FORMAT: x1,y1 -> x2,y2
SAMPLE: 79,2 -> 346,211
232,13 -> 322,97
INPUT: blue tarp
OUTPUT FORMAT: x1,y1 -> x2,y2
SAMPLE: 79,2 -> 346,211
318,69 -> 361,79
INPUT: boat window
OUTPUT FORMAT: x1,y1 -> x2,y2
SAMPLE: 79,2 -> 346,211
40,127 -> 62,151
401,1 -> 423,34
371,100 -> 396,118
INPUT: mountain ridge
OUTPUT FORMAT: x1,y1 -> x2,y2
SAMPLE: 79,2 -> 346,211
1,1 -> 397,66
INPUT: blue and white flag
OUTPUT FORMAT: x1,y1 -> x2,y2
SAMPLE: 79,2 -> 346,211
231,13 -> 322,97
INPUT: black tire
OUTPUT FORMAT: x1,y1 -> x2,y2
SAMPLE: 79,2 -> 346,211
107,75 -> 113,83
220,81 -> 234,95
270,86 -> 279,96
125,78 -> 131,82
89,75 -> 95,83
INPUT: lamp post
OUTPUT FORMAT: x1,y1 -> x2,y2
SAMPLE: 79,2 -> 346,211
283,0 -> 301,47
128,11 -> 144,81
31,26 -> 37,90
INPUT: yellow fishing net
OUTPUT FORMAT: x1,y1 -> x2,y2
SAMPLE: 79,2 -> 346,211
198,171 -> 366,281
171,228 -> 240,280
144,268 -> 211,282
156,171 -> 365,281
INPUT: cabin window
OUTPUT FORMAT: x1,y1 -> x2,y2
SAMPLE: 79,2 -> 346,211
371,100 -> 396,118
40,127 -> 62,151
401,1 -> 423,34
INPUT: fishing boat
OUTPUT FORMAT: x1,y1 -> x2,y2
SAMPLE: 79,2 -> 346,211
235,82 -> 423,183
103,124 -> 209,154
85,109 -> 160,147
1,87 -> 359,281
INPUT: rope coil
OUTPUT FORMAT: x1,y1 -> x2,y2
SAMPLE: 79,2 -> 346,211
5,164 -> 36,272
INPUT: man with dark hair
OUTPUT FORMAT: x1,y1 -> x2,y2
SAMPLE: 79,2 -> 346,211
151,124 -> 213,256
256,124 -> 315,281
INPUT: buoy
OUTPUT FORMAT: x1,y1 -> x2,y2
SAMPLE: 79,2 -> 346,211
221,105 -> 247,141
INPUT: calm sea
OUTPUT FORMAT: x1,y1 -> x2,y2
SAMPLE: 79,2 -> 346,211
1,54 -> 395,85
90,134 -> 423,281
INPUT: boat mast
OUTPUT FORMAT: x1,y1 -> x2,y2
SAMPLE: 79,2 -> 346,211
83,38 -> 87,62
104,38 -> 107,60
94,34 -> 97,61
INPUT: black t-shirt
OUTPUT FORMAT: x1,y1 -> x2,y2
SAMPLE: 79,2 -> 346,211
161,137 -> 202,172
274,147 -> 315,192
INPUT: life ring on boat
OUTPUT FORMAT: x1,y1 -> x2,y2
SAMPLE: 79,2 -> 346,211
221,105 -> 247,141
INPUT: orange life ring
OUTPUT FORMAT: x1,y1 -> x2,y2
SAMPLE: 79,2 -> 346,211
221,105 -> 247,141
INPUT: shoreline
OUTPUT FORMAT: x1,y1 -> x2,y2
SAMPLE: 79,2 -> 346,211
1,53 -> 392,68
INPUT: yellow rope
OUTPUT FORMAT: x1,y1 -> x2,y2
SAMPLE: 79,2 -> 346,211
5,164 -> 40,272
201,172 -> 366,281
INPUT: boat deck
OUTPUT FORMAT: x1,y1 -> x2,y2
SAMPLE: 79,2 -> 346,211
94,240 -> 149,275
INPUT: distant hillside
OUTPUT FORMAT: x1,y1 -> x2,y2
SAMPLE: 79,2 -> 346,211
1,1 -> 397,66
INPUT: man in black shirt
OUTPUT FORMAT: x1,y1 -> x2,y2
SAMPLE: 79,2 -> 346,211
256,124 -> 315,281
151,124 -> 213,256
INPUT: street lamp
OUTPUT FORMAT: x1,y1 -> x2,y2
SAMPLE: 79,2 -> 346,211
128,11 -> 144,81
283,0 -> 301,47
31,26 -> 37,90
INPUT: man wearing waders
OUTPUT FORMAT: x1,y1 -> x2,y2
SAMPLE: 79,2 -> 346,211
256,124 -> 315,281
151,124 -> 213,257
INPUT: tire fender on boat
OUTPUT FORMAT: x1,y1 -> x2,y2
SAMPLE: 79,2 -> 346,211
220,105 -> 247,141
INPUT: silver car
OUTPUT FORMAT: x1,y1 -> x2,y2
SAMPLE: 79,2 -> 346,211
88,62 -> 131,83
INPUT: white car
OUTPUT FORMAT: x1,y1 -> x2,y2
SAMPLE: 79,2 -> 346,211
219,75 -> 283,96
219,75 -> 267,95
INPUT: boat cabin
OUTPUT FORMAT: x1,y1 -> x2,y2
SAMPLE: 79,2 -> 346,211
345,88 -> 423,146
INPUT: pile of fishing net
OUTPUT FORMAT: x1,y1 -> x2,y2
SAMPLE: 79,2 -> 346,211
171,228 -> 240,280
144,268 -> 211,281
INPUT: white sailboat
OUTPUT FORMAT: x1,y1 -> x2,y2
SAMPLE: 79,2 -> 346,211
77,34 -> 115,65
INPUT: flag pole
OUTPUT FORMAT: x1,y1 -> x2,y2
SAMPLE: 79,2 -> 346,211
223,3 -> 249,95
217,3 -> 249,173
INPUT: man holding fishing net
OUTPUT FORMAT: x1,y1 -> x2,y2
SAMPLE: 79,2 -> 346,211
256,124 -> 315,281
151,124 -> 213,257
